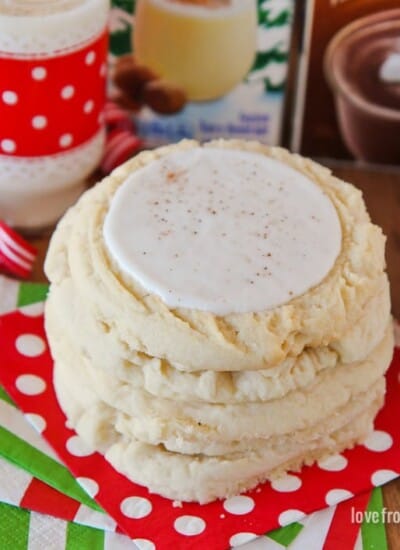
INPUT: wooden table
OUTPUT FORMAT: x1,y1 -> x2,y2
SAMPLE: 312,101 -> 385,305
331,164 -> 400,550
27,162 -> 400,547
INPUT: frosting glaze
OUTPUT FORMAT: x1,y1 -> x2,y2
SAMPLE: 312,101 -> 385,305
103,146 -> 342,315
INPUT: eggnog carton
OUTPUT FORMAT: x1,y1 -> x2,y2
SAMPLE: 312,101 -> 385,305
109,0 -> 294,146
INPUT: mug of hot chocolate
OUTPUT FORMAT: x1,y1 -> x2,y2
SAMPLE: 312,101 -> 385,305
133,0 -> 257,102
325,9 -> 400,165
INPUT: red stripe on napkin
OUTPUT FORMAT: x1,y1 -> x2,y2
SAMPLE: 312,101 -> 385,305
323,491 -> 371,550
20,478 -> 80,522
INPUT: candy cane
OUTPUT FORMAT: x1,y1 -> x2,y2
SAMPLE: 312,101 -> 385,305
0,221 -> 37,279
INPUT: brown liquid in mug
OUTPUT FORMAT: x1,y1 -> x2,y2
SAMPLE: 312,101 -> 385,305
337,26 -> 400,112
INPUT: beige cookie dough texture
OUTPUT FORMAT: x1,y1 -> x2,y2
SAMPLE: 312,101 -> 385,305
45,139 -> 393,503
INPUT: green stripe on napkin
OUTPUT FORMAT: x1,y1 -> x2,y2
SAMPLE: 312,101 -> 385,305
0,385 -> 16,407
361,488 -> 388,550
66,521 -> 105,550
17,283 -> 48,307
0,502 -> 30,550
267,521 -> 303,546
0,502 -> 130,550
0,425 -> 102,512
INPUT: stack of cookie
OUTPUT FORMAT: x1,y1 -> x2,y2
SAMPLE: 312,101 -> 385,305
45,140 -> 393,503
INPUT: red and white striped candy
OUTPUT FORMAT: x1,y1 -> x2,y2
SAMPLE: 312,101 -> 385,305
104,101 -> 135,131
0,221 -> 37,279
101,101 -> 141,174
101,127 -> 141,175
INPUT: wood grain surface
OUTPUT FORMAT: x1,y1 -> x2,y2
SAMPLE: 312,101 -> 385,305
26,161 -> 400,547
332,163 -> 400,550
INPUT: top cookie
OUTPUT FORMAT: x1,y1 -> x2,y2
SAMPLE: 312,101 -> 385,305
45,139 -> 386,371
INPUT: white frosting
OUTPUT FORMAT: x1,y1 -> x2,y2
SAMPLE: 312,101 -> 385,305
0,0 -> 109,55
104,147 -> 342,315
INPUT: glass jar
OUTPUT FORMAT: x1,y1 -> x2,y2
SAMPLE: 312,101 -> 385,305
0,0 -> 109,231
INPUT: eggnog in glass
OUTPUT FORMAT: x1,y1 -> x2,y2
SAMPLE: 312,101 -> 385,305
133,0 -> 257,101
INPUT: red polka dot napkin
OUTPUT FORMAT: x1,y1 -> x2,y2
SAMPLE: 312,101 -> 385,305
0,297 -> 399,549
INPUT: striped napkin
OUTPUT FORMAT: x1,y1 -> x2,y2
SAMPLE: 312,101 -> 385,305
0,381 -> 306,549
0,501 -> 135,550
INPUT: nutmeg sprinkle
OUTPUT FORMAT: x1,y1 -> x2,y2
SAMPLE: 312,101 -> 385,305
103,147 -> 342,314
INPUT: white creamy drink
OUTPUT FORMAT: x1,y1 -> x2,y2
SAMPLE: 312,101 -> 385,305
0,0 -> 109,230
104,146 -> 342,314
134,0 -> 257,101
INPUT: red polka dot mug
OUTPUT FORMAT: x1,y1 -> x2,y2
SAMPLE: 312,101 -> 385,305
0,0 -> 109,231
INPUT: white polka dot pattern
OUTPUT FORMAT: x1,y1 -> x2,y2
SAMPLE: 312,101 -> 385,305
325,489 -> 353,506
84,100 -> 94,114
25,413 -> 46,433
76,477 -> 99,498
223,496 -> 255,515
1,139 -> 16,153
15,334 -> 46,357
61,85 -> 75,100
15,374 -> 46,396
364,430 -> 393,452
132,539 -> 155,550
271,474 -> 302,492
278,509 -> 305,526
32,67 -> 47,80
85,51 -> 96,65
59,134 -> 73,148
66,435 -> 94,457
371,469 -> 398,487
2,91 -> 18,105
32,115 -> 47,130
174,516 -> 206,536
120,496 -> 152,519
317,454 -> 348,472
229,532 -> 257,547
19,302 -> 45,317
